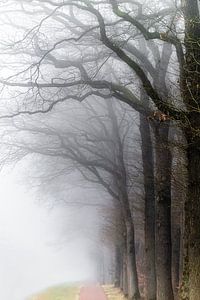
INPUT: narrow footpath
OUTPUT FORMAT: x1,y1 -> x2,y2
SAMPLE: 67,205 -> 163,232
79,285 -> 107,300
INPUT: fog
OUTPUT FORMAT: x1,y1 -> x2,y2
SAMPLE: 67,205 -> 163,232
0,163 -> 101,300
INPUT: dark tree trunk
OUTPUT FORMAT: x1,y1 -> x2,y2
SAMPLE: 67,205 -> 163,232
118,184 -> 140,300
172,223 -> 181,299
117,179 -> 140,300
171,135 -> 186,299
140,113 -> 156,300
181,129 -> 200,300
120,251 -> 123,290
120,260 -> 123,290
115,245 -> 122,288
180,1 -> 200,298
122,250 -> 128,296
186,138 -> 200,299
154,123 -> 174,300
126,217 -> 140,300
107,100 -> 140,300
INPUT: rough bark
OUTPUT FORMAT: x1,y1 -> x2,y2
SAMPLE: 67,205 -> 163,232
180,1 -> 200,299
154,123 -> 174,300
171,140 -> 186,300
181,129 -> 200,300
172,224 -> 181,299
140,113 -> 156,300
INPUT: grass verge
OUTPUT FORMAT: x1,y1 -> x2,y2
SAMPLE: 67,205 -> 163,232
28,283 -> 79,300
103,285 -> 127,300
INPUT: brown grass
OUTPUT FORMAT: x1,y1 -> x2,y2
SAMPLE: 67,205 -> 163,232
103,285 -> 127,300
27,284 -> 79,300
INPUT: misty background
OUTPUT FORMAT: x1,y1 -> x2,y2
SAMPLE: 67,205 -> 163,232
0,95 -> 137,300
0,1 -> 142,297
0,164 -> 96,300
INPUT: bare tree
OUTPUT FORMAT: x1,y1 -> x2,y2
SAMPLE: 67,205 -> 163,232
1,98 -> 144,299
0,1 -> 199,299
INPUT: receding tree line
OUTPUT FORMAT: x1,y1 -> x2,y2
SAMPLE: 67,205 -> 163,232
0,1 -> 199,300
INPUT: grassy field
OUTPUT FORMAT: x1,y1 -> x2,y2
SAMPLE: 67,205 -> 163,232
28,284 -> 79,300
103,285 -> 127,300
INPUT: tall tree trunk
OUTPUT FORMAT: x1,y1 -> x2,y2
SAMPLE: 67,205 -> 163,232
140,113 -> 156,300
187,137 -> 200,299
115,245 -> 122,288
154,123 -> 174,300
117,180 -> 140,300
126,217 -> 140,300
181,130 -> 200,300
107,100 -> 140,299
171,140 -> 185,300
172,223 -> 181,299
122,249 -> 128,296
180,1 -> 200,298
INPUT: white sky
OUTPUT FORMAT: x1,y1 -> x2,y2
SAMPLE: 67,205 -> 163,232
0,165 -> 95,300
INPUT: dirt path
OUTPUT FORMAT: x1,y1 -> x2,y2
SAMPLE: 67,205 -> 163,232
79,285 -> 107,300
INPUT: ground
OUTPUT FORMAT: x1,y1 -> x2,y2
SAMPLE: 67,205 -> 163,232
103,285 -> 127,300
28,283 -> 79,300
28,284 -> 127,300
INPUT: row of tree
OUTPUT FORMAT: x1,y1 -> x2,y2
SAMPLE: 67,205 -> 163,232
0,0 -> 199,299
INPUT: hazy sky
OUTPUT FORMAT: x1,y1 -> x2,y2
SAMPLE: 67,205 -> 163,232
0,163 -> 96,300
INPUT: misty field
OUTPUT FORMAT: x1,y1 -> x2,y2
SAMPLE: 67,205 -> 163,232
28,284 -> 79,300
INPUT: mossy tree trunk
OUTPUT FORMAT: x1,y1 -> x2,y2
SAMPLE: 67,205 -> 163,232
180,1 -> 200,299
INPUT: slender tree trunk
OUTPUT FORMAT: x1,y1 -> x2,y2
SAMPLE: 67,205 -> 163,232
123,250 -> 128,296
140,113 -> 156,300
126,218 -> 140,300
154,123 -> 174,300
118,183 -> 140,300
120,251 -> 123,291
115,245 -> 122,288
117,183 -> 140,300
107,100 -> 140,299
